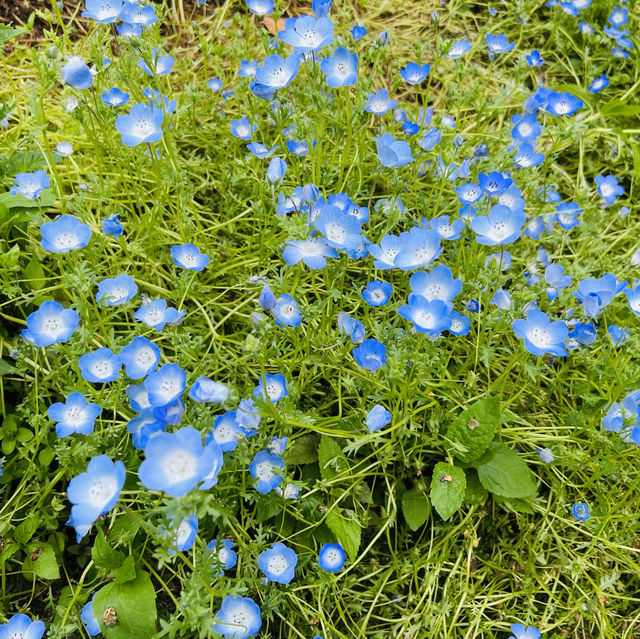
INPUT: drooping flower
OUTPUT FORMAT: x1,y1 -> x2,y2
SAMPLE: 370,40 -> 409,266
47,392 -> 101,437
352,338 -> 387,371
62,56 -> 93,89
96,274 -> 138,306
573,274 -> 626,317
624,283 -> 640,317
170,244 -> 210,271
337,312 -> 365,344
366,404 -> 392,432
81,595 -> 100,636
22,300 -> 79,347
166,513 -> 198,553
512,310 -> 568,357
318,543 -> 346,572
213,595 -> 262,639
189,377 -> 229,403
103,214 -> 124,236
266,157 -> 287,183
258,542 -> 298,584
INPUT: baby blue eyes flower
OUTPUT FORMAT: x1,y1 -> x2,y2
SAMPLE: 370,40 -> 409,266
168,513 -> 198,552
207,77 -> 222,92
230,116 -> 256,140
238,59 -> 257,76
544,91 -> 583,116
249,450 -> 284,493
127,411 -> 164,449
478,171 -> 512,196
62,56 -> 93,89
572,502 -> 590,520
103,213 -> 124,236
362,280 -> 392,307
48,392 -> 101,437
351,25 -> 366,40
278,16 -> 334,53
258,542 -> 298,584
213,595 -> 262,639
314,206 -> 362,251
366,404 -> 392,432
254,373 -> 287,403
514,142 -> 545,168
96,273 -> 138,306
318,542 -> 346,572
143,363 -> 186,407
138,426 -> 214,496
312,0 -> 331,18
352,338 -> 387,372
67,455 -> 125,541
608,325 -> 630,347
236,397 -> 261,433
247,142 -> 278,158
526,50 -> 544,66
11,169 -> 50,200
120,336 -> 160,379
254,54 -> 301,91
609,6 -> 628,27
394,227 -> 442,270
189,377 -> 229,403
208,538 -> 237,576
588,74 -> 609,94
208,411 -> 245,451
376,133 -> 413,168
624,284 -> 640,317
258,283 -> 277,310
22,300 -> 79,347
410,265 -> 462,302
320,46 -> 358,88
78,347 -> 122,383
81,595 -> 100,636
419,127 -> 442,151
428,215 -> 464,240
82,0 -> 123,22
509,624 -> 542,639
137,49 -> 174,75
594,174 -> 623,205
511,114 -> 541,145
573,273 -> 625,317
170,243 -> 210,271
55,141 -> 73,156
246,0 -> 274,15
115,103 -> 164,147
446,39 -> 471,58
266,157 -> 287,183
285,139 -> 311,156
471,204 -> 526,245
117,22 -> 142,37
134,298 -> 184,331
544,263 -> 572,300
337,312 -> 365,344
40,214 -> 92,253
273,294 -> 302,327
101,87 -> 130,106
486,33 -> 514,59
0,614 -> 45,639
365,89 -> 398,114
512,310 -> 569,357
455,182 -> 483,204
399,62 -> 430,84
536,447 -> 554,464
398,296 -> 452,335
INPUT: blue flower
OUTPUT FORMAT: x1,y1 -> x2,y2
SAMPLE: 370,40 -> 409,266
366,404 -> 391,432
213,596 -> 262,639
283,237 -> 338,270
572,502 -> 590,521
62,56 -> 93,89
0,615 -> 45,639
247,142 -> 278,158
509,624 -> 541,639
446,39 -> 471,58
455,182 -> 483,204
167,513 -> 198,552
115,103 -> 164,146
208,538 -> 237,576
312,0 -> 331,18
567,322 -> 597,350
120,1 -> 157,25
48,392 -> 101,437
40,215 -> 91,253
81,595 -> 100,636
258,542 -> 298,584
82,0 -> 123,22
236,397 -> 261,433
514,143 -> 545,168
471,204 -> 526,245
266,157 -> 287,183
138,48 -> 174,75
399,62 -> 430,84
116,22 -> 142,37
376,133 -> 413,168
609,6 -> 628,27
67,456 -> 125,541
230,116 -> 256,140
478,171 -> 512,196
96,274 -> 138,306
318,543 -> 345,571
207,77 -> 222,92
588,74 -> 609,94
143,88 -> 177,113
249,450 -> 284,493
153,398 -> 185,426
410,265 -> 462,302
143,363 -> 186,407
362,280 -> 392,307
258,283 -> 277,310
608,325 -> 630,347
246,0 -> 274,15
427,215 -> 464,240
544,263 -> 572,300
394,227 -> 442,270
286,139 -> 311,156
352,338 -> 387,371
134,298 -> 184,331
544,91 -> 583,116
238,59 -> 258,76
189,377 -> 229,403
536,447 -> 554,463
594,174 -> 623,205
490,288 -> 511,310
101,87 -> 130,106
320,47 -> 358,87
55,142 -> 73,157
254,373 -> 287,403
278,16 -> 334,53
337,312 -> 365,344
510,114 -> 541,145
254,54 -> 300,91
78,348 -> 122,383
512,310 -> 568,357
272,294 -> 302,327
398,296 -> 452,335
467,299 -> 480,313
208,412 -> 245,451
365,89 -> 398,114
22,300 -> 79,347
555,202 -> 582,230
120,336 -> 160,379
574,274 -> 626,317
139,426 -> 214,496
127,410 -> 165,449
526,50 -> 544,66
103,213 -> 124,237
11,170 -> 50,200
624,283 -> 640,317
351,25 -> 366,40
170,243 -> 210,271
419,127 -> 442,151
448,311 -> 471,335
486,33 -> 514,59
314,206 -> 362,251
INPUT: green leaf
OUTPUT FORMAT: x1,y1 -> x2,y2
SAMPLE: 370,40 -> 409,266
23,542 -> 60,580
14,517 -> 40,544
446,396 -> 501,463
401,488 -> 429,531
494,495 -> 535,514
600,99 -> 640,116
463,470 -> 488,506
93,569 -> 157,639
115,555 -> 137,584
0,359 -> 16,376
0,189 -> 56,210
24,258 -> 46,290
0,24 -> 27,46
287,434 -> 318,464
92,530 -> 125,571
318,436 -> 348,480
430,463 -> 466,521
325,509 -> 361,562
476,443 -> 537,499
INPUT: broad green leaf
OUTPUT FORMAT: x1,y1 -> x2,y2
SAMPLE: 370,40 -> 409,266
325,509 -> 361,562
601,99 -> 640,116
476,443 -> 537,499
446,396 -> 501,463
401,488 -> 429,531
24,258 -> 46,290
14,517 -> 40,544
0,24 -> 27,46
0,189 -> 56,210
287,434 -> 318,464
94,569 -> 157,639
494,495 -> 535,515
430,463 -> 466,521
318,436 -> 348,480
92,530 -> 125,571
0,359 -> 16,376
23,542 -> 59,580
115,555 -> 137,584
463,470 -> 488,506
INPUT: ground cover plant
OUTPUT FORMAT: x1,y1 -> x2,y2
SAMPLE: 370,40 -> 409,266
0,0 -> 639,637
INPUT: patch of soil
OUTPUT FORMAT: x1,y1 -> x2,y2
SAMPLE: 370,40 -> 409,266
0,0 -> 83,42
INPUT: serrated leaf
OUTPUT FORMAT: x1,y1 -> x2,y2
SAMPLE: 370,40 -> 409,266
325,509 -> 361,562
92,530 -> 125,571
0,24 -> 27,46
446,396 -> 501,463
94,569 -> 157,639
401,488 -> 429,531
318,436 -> 348,480
23,542 -> 59,580
287,434 -> 318,464
476,443 -> 537,499
430,463 -> 466,520
14,517 -> 40,544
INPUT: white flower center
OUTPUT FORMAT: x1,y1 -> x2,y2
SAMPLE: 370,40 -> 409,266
165,450 -> 197,482
54,232 -> 80,250
267,553 -> 288,575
